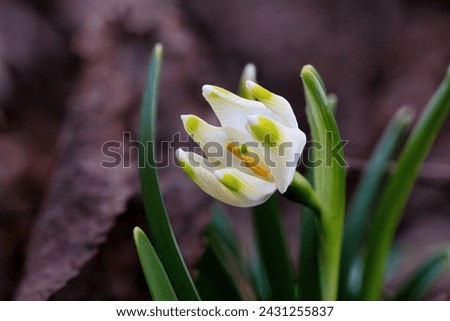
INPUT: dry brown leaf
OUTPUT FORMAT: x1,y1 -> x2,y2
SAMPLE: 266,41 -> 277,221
14,27 -> 140,300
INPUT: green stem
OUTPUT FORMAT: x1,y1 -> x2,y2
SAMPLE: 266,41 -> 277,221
297,207 -> 321,300
318,215 -> 343,300
285,172 -> 321,214
289,169 -> 341,301
297,167 -> 321,300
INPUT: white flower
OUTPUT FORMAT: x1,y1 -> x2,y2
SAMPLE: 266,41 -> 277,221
175,81 -> 306,207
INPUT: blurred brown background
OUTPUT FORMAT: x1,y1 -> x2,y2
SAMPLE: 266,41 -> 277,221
0,0 -> 449,300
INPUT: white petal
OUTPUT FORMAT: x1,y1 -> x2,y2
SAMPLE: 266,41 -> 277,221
202,85 -> 281,133
247,115 -> 306,193
246,80 -> 298,128
176,149 -> 240,203
181,114 -> 255,175
214,167 -> 276,203
181,114 -> 228,159
175,149 -> 272,207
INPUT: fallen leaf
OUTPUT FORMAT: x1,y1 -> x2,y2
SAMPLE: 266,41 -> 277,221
14,24 -> 140,300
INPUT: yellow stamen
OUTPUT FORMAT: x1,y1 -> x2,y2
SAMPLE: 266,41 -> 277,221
226,142 -> 271,178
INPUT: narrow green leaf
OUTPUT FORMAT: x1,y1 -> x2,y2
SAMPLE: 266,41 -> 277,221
393,249 -> 450,300
195,204 -> 253,300
195,246 -> 241,301
297,91 -> 336,301
361,68 -> 450,300
139,44 -> 199,300
207,227 -> 255,300
339,107 -> 414,299
301,65 -> 346,300
209,203 -> 239,255
384,243 -> 406,283
248,244 -> 271,300
346,244 -> 405,299
133,227 -> 178,301
195,204 -> 239,300
252,195 -> 295,300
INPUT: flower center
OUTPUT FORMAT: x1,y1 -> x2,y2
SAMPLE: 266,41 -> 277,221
226,142 -> 272,179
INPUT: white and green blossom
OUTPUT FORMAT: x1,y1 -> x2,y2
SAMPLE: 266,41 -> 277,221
175,81 -> 306,207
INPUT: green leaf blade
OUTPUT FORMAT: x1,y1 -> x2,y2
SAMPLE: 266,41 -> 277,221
139,44 -> 199,300
301,65 -> 346,300
248,246 -> 271,301
133,227 -> 178,301
361,68 -> 450,300
252,195 -> 295,300
297,201 -> 322,300
339,107 -> 414,299
195,204 -> 253,300
393,249 -> 450,301
195,247 -> 241,301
